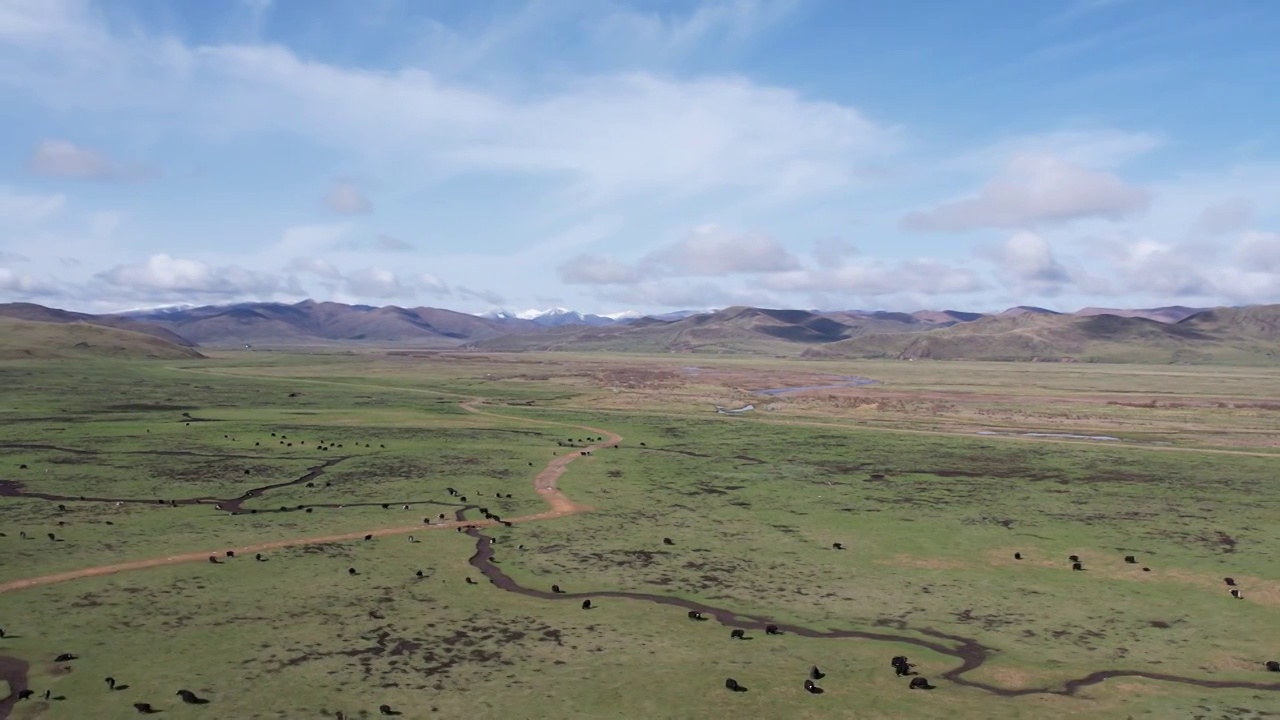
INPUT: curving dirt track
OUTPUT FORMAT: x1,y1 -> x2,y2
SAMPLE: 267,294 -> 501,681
0,401 -> 615,597
3,397 -> 1279,714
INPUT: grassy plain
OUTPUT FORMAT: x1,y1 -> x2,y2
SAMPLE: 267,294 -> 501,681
1,351 -> 1279,719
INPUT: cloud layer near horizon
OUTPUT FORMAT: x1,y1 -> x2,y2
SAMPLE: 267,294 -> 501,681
0,0 -> 1278,315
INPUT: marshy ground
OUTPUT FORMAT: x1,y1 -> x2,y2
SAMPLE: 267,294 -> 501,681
1,352 -> 1278,718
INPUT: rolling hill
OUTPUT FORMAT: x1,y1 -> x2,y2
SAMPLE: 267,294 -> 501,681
803,306 -> 1280,364
474,306 -> 957,354
0,317 -> 206,360
123,300 -> 519,346
0,300 -> 1272,362
0,302 -> 197,347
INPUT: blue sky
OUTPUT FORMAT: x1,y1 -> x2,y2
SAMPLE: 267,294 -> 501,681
1,0 -> 1278,315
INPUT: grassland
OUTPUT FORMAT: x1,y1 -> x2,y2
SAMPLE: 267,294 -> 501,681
1,351 -> 1279,719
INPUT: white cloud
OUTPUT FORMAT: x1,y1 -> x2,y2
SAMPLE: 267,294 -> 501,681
376,233 -> 412,251
0,0 -> 85,43
646,225 -> 800,276
1083,232 -> 1280,303
989,232 -> 1072,284
761,258 -> 987,297
323,180 -> 372,215
1234,231 -> 1280,273
587,0 -> 800,65
0,266 -> 60,296
559,225 -> 800,285
417,272 -> 450,296
956,129 -> 1162,172
272,223 -> 352,259
344,267 -> 410,298
1191,197 -> 1255,237
903,154 -> 1150,232
26,138 -> 151,181
558,254 -> 644,285
0,251 -> 31,262
0,10 -> 899,209
812,237 -> 857,267
401,0 -> 799,80
595,279 -> 775,310
286,256 -> 341,279
0,185 -> 65,223
457,286 -> 506,306
95,253 -> 280,298
89,210 -> 124,238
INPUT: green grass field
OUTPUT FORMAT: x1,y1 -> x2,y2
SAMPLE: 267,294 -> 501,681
2,352 -> 1279,719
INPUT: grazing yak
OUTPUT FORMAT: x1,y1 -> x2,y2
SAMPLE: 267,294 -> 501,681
552,584 -> 565,594
832,542 -> 844,550
1265,660 -> 1279,672
765,624 -> 781,635
1225,577 -> 1237,586
581,599 -> 593,609
1124,555 -> 1137,563
133,702 -> 158,714
176,689 -> 209,705
724,678 -> 746,692
55,653 -> 78,662
909,677 -> 934,690
379,704 -> 400,715
730,629 -> 745,640
688,611 -> 706,621
1230,589 -> 1242,599
1014,552 -> 1022,560
17,690 -> 35,700
1069,555 -> 1080,562
810,666 -> 825,680
465,577 -> 478,585
804,679 -> 824,694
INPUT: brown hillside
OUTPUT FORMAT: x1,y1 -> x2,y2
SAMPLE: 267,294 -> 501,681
0,317 -> 205,360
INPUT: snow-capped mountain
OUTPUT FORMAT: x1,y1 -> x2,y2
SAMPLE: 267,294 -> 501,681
481,307 -> 644,327
115,302 -> 203,317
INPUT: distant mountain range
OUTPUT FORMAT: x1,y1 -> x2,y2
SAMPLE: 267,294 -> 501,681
0,299 -> 1274,364
482,307 -> 640,327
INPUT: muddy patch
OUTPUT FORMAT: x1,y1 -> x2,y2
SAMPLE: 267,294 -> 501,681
0,655 -> 30,720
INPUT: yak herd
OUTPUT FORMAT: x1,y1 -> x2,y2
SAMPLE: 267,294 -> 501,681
1015,550 -> 1257,601
5,424 -> 1280,716
724,658 -> 933,695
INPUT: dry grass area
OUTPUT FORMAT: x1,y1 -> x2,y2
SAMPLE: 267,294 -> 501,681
355,353 -> 1280,452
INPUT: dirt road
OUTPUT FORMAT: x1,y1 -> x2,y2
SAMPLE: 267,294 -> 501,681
0,399 -> 619,595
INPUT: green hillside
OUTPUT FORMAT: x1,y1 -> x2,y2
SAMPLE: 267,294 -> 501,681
0,317 -> 206,360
